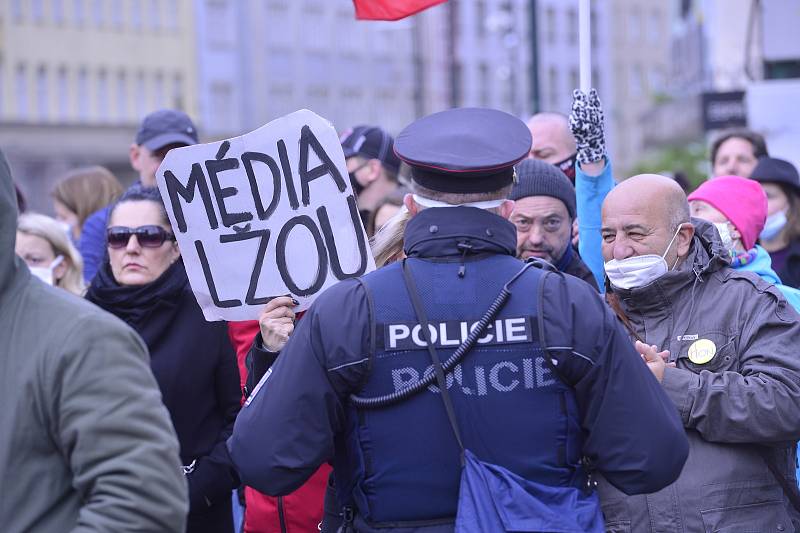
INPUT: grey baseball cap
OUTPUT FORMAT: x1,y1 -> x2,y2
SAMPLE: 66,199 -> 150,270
135,109 -> 199,150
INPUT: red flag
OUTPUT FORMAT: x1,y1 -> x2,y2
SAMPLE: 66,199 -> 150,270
353,0 -> 447,21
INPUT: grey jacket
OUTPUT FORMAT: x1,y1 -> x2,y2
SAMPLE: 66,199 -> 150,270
599,218 -> 800,533
0,152 -> 189,531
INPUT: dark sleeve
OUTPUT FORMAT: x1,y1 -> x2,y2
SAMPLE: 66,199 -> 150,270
244,333 -> 280,398
539,272 -> 689,495
78,207 -> 109,284
227,279 -> 370,496
187,327 -> 242,508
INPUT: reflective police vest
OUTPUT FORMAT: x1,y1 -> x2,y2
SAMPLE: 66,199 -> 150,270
342,253 -> 590,527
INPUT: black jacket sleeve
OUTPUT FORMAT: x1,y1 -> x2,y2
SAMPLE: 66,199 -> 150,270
187,327 -> 242,508
227,280 -> 370,496
538,271 -> 689,495
244,333 -> 280,398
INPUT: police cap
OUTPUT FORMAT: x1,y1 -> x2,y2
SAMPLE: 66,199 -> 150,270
394,108 -> 532,194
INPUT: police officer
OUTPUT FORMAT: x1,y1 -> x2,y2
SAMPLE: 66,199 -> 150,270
228,108 -> 689,532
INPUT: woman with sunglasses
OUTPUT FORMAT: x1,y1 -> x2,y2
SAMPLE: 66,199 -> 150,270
86,185 -> 241,533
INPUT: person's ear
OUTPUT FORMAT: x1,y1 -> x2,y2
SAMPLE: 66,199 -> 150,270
169,241 -> 181,264
365,159 -> 382,183
129,144 -> 141,171
403,193 -> 420,216
499,199 -> 515,219
676,222 -> 695,257
52,259 -> 68,282
728,223 -> 742,242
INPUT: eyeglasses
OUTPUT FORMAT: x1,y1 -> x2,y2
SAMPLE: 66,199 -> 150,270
107,225 -> 175,249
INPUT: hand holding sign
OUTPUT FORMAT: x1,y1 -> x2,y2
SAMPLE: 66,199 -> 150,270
156,109 -> 376,321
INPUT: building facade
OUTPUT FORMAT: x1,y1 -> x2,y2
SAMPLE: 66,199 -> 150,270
0,0 -> 198,212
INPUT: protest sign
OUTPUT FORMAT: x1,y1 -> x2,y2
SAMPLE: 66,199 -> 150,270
155,109 -> 376,321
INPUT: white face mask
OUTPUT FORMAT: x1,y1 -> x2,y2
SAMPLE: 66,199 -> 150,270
760,210 -> 788,242
604,224 -> 684,290
29,255 -> 63,286
714,222 -> 734,250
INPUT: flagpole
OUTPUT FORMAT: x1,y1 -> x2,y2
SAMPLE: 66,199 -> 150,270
579,0 -> 591,91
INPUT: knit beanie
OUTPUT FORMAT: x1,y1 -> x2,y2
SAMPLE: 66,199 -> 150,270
687,175 -> 767,250
509,159 -> 576,218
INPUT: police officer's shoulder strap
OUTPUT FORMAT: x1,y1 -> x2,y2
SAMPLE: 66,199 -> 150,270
354,277 -> 377,392
400,258 -> 467,465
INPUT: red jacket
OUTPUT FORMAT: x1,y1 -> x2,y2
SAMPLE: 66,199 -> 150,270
228,321 -> 330,533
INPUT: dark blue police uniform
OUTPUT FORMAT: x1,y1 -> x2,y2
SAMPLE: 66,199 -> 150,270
228,108 -> 689,532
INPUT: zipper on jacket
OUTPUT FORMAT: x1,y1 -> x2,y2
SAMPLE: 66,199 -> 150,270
277,496 -> 287,533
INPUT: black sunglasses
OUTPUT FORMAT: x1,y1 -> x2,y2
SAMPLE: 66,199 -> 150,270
107,225 -> 175,249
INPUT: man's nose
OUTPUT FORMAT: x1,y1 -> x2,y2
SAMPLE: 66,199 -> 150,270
612,240 -> 634,260
526,227 -> 544,245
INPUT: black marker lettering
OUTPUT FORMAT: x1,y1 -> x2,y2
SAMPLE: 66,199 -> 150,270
277,139 -> 299,210
205,141 -> 251,228
298,125 -> 347,206
241,151 -> 282,220
164,164 -> 218,232
317,194 -> 368,280
194,239 -> 241,307
275,215 -> 327,296
220,230 -> 272,305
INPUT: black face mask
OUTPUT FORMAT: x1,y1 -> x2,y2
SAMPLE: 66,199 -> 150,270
555,153 -> 577,183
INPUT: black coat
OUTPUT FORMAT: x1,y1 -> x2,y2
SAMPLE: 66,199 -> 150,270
87,260 -> 241,533
774,238 -> 800,289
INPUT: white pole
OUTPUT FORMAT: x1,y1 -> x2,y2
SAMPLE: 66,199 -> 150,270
579,0 -> 592,91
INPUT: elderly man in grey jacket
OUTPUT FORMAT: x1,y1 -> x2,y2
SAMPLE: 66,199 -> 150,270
0,151 -> 188,531
597,174 -> 800,533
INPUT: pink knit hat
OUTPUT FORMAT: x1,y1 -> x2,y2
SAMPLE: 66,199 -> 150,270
687,175 -> 767,250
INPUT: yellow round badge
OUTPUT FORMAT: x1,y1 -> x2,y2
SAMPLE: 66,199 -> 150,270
687,339 -> 717,365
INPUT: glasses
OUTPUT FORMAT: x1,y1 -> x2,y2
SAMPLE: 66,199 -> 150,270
107,225 -> 175,249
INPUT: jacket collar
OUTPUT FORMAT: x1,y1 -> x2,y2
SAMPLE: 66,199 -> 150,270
609,218 -> 730,312
403,207 -> 517,259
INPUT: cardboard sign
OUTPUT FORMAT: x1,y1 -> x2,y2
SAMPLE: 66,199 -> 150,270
156,109 -> 375,321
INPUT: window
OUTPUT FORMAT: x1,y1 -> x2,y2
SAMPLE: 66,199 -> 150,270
630,64 -> 643,96
11,0 -> 24,23
154,72 -> 165,108
93,0 -> 105,27
629,8 -> 641,43
479,62 -> 490,106
97,69 -> 109,120
476,1 -> 486,38
116,71 -> 127,121
166,0 -> 178,29
545,8 -> 556,45
131,0 -> 142,29
112,0 -> 124,27
36,66 -> 48,120
649,9 -> 661,44
77,68 -> 90,120
32,0 -> 45,22
53,0 -> 66,24
135,72 -> 146,117
207,0 -> 235,47
569,68 -> 578,92
567,8 -> 577,46
74,0 -> 85,26
150,0 -> 160,30
210,82 -> 234,132
172,73 -> 183,110
57,67 -> 69,121
15,65 -> 28,119
548,66 -> 558,109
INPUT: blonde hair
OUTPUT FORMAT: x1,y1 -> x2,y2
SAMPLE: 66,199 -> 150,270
52,166 -> 123,230
370,205 -> 409,267
17,213 -> 85,296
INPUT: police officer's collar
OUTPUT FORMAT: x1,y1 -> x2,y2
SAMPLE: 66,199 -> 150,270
403,207 -> 517,259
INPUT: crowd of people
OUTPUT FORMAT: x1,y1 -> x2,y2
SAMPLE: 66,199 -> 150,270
3,88 -> 800,533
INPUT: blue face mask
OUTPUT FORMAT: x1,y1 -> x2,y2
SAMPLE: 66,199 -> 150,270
760,210 -> 788,242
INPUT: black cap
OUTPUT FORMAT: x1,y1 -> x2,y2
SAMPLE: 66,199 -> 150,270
135,109 -> 199,151
509,159 -> 576,218
340,125 -> 401,174
394,108 -> 531,194
750,157 -> 800,193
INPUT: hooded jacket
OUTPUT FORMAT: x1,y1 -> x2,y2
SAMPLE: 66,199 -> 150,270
599,219 -> 800,533
86,260 -> 242,533
0,150 -> 189,531
742,245 -> 800,311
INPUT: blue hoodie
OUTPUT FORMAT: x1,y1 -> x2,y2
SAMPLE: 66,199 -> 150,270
738,246 -> 800,313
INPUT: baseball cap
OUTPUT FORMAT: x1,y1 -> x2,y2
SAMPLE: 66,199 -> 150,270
340,125 -> 401,174
135,109 -> 199,151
